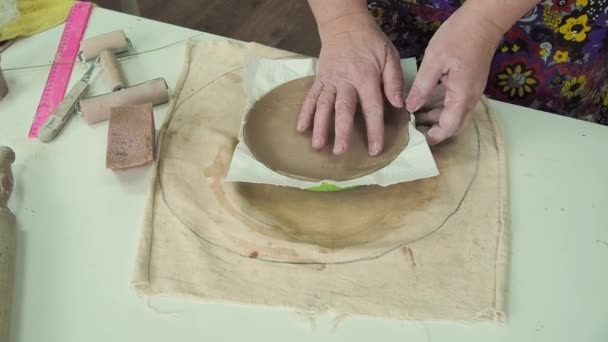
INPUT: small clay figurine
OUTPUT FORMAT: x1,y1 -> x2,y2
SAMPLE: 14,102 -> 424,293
0,146 -> 15,207
0,146 -> 16,341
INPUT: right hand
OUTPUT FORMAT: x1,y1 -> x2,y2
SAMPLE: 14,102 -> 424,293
296,13 -> 405,156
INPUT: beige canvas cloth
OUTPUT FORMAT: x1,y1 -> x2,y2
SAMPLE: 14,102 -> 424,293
131,39 -> 509,321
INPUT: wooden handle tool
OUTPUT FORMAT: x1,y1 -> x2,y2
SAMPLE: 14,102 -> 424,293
78,30 -> 131,92
38,57 -> 99,143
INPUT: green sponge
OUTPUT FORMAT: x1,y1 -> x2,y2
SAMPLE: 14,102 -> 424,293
305,182 -> 359,192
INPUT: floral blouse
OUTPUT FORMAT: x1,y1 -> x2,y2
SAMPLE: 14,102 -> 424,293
368,0 -> 608,125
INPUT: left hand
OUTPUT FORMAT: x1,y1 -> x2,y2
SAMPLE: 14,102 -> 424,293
406,6 -> 503,145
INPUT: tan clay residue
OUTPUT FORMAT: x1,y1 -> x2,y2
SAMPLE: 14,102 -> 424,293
233,178 -> 438,249
203,144 -> 267,232
203,144 -> 233,179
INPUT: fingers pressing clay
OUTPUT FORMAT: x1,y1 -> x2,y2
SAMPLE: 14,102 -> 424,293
405,56 -> 443,113
414,108 -> 442,126
356,78 -> 385,156
100,49 -> 126,91
333,84 -> 357,155
425,101 -> 469,146
382,51 -> 405,108
79,30 -> 130,61
311,84 -> 337,150
297,80 -> 322,132
243,76 -> 410,182
79,78 -> 169,125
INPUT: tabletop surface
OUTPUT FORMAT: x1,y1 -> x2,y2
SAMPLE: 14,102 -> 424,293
0,7 -> 607,342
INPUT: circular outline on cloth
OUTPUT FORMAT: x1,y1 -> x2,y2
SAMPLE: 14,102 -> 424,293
157,68 -> 481,265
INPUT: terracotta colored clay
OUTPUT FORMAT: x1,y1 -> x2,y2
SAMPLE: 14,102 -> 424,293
106,103 -> 155,170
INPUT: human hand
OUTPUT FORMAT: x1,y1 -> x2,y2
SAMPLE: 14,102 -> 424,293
406,6 -> 503,146
297,13 -> 405,156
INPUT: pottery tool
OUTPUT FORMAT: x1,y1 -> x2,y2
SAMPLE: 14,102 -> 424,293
0,146 -> 16,342
106,103 -> 155,170
38,57 -> 99,143
78,30 -> 131,91
28,1 -> 92,138
77,78 -> 169,125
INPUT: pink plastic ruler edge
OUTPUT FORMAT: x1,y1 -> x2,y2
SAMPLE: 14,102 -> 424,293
28,1 -> 92,138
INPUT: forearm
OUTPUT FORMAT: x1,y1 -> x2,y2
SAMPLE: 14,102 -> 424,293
461,0 -> 541,40
307,0 -> 373,40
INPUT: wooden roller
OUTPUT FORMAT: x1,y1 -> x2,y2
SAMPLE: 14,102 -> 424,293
79,30 -> 131,91
0,146 -> 15,341
78,78 -> 169,125
99,49 -> 125,91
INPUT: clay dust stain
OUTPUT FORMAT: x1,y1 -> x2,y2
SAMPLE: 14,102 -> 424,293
203,144 -> 267,233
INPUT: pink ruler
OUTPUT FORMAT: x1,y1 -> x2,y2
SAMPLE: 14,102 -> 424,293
28,1 -> 92,138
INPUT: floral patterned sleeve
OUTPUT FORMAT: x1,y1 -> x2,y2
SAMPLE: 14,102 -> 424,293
368,0 -> 608,125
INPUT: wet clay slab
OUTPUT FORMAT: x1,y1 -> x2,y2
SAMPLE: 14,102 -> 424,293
242,76 -> 410,182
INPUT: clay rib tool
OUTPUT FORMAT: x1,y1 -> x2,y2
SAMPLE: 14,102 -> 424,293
28,1 -> 93,138
78,30 -> 131,91
38,57 -> 99,143
76,78 -> 169,125
0,146 -> 16,342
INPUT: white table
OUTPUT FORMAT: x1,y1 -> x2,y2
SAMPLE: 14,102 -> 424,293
0,8 -> 607,342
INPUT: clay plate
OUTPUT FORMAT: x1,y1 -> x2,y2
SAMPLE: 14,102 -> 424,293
242,76 -> 410,182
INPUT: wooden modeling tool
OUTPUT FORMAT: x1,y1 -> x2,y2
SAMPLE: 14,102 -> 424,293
0,146 -> 16,342
78,30 -> 131,91
38,57 -> 99,143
